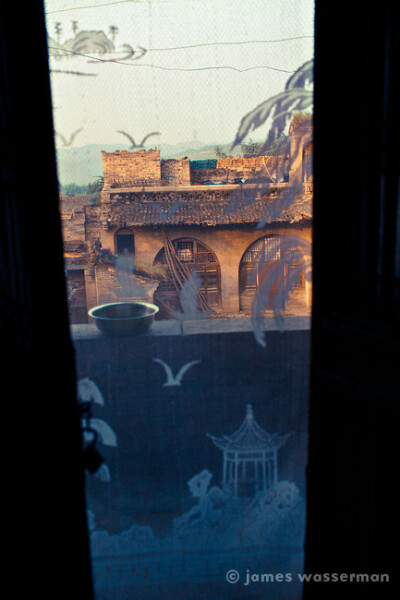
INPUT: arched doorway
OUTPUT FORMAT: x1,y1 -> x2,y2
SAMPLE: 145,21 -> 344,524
153,237 -> 221,318
114,228 -> 135,256
239,234 -> 309,314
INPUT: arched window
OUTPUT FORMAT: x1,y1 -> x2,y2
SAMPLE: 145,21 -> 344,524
239,236 -> 281,309
153,238 -> 221,317
239,235 -> 308,313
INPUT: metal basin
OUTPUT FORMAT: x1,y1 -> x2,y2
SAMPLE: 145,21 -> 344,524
88,301 -> 159,336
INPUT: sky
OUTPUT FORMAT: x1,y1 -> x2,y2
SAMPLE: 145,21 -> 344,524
44,0 -> 314,148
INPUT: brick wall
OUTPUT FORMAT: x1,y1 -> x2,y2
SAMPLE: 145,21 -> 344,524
84,205 -> 103,243
102,149 -> 162,187
161,157 -> 191,185
60,197 -> 88,268
191,155 -> 286,183
217,155 -> 286,180
190,167 -> 231,183
101,149 -> 289,187
61,213 -> 86,245
60,197 -> 86,243
102,150 -> 193,188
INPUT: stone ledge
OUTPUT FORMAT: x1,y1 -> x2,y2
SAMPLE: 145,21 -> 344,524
104,182 -> 288,194
70,316 -> 311,340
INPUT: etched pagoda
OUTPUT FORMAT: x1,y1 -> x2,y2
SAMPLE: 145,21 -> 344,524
207,404 -> 291,498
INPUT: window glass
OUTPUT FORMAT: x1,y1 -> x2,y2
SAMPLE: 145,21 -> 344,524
45,1 -> 314,598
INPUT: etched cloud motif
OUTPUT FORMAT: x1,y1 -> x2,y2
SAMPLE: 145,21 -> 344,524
47,27 -> 146,69
47,36 -> 68,60
63,30 -> 115,56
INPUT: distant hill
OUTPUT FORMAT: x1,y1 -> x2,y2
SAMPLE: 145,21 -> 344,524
55,140 -> 243,185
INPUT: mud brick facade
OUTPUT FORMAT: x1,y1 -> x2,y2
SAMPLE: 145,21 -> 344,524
61,120 -> 313,324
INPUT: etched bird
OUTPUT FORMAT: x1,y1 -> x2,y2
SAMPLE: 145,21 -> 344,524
55,127 -> 83,147
117,130 -> 160,149
152,358 -> 201,387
